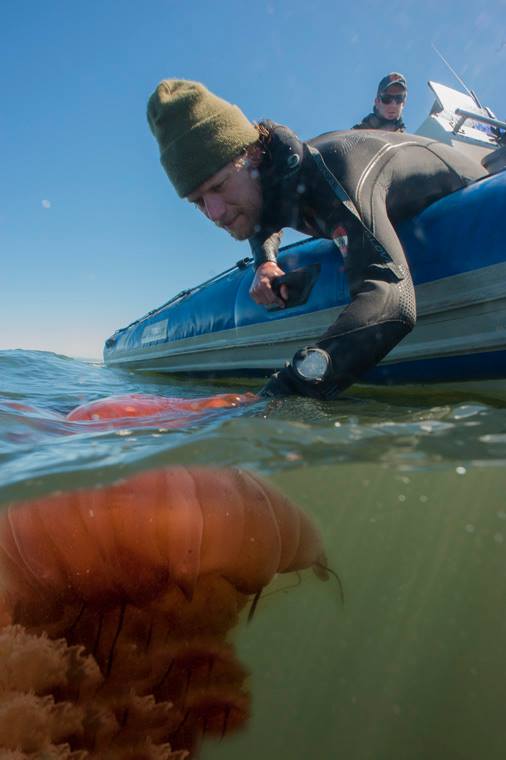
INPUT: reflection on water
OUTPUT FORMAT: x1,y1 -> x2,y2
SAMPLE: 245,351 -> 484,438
0,466 -> 327,758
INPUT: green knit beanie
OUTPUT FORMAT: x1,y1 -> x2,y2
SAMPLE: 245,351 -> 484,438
147,79 -> 259,198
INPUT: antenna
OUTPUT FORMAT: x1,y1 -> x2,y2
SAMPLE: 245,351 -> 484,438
432,43 -> 482,108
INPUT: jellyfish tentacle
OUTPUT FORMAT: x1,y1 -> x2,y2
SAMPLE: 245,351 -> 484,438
92,612 -> 104,658
0,465 -> 328,758
105,602 -> 127,676
246,588 -> 263,623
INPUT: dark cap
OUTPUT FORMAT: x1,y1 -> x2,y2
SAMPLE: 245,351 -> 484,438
377,72 -> 407,96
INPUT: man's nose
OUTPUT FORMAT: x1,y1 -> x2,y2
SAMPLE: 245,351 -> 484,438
203,194 -> 227,223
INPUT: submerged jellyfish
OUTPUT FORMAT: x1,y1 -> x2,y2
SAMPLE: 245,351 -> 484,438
0,466 -> 328,758
66,392 -> 258,425
1,392 -> 259,446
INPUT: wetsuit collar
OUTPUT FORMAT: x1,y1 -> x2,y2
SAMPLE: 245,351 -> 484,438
257,121 -> 306,231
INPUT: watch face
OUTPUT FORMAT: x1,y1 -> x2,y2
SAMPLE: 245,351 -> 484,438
293,349 -> 330,381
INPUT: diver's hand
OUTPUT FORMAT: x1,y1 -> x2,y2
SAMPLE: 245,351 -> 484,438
249,261 -> 288,308
258,367 -> 298,398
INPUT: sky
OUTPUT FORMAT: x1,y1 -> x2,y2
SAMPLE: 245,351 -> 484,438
1,0 -> 505,359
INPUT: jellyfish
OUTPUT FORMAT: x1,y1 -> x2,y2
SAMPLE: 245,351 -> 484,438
0,466 -> 327,758
1,392 -> 259,445
66,392 -> 258,424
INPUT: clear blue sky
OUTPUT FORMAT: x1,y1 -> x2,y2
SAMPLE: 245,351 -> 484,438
1,0 -> 505,358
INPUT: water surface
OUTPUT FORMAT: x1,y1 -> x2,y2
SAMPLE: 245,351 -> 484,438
1,348 -> 505,759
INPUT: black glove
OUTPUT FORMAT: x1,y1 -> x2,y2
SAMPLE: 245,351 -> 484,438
258,348 -> 339,400
258,366 -> 299,398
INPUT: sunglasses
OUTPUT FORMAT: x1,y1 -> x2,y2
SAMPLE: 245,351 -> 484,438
380,94 -> 406,104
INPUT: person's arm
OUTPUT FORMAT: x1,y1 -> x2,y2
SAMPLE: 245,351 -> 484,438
248,230 -> 287,307
259,215 -> 416,400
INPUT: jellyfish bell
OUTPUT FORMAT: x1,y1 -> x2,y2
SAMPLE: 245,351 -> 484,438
66,393 -> 193,421
0,393 -> 259,444
0,467 -> 327,615
66,392 -> 258,424
0,466 -> 328,757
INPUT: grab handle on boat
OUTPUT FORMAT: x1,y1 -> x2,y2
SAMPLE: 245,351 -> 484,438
270,264 -> 321,310
453,108 -> 506,135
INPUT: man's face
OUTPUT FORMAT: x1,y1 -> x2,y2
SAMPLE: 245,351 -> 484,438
187,154 -> 262,241
374,84 -> 406,121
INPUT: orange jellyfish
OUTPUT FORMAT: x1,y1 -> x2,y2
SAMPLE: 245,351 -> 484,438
0,466 -> 328,758
66,392 -> 258,425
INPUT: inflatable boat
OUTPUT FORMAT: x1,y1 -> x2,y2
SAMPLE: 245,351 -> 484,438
104,84 -> 506,390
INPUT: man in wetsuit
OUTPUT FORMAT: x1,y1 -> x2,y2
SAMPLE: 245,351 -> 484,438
353,72 -> 408,132
147,79 -> 485,399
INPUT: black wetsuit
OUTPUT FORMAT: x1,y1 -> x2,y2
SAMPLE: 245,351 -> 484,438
250,123 -> 485,400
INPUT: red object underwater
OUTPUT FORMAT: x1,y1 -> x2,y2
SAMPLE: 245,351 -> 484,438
0,466 -> 327,758
67,391 -> 258,427
0,392 -> 258,441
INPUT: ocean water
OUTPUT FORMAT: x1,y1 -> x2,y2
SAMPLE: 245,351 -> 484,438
1,348 -> 506,759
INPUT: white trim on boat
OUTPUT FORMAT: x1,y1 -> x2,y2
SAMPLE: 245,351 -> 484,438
105,262 -> 506,374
